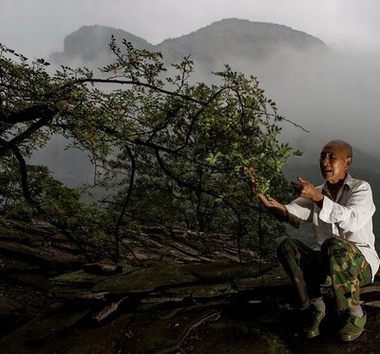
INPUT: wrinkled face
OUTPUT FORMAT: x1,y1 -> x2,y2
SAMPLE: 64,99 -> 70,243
320,143 -> 351,183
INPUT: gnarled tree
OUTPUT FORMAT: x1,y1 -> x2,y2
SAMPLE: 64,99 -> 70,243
0,38 -> 300,261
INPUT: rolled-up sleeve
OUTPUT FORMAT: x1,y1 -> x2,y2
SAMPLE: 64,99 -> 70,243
319,182 -> 376,232
285,197 -> 314,228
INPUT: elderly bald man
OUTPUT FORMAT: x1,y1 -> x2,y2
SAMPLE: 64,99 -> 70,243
258,140 -> 379,341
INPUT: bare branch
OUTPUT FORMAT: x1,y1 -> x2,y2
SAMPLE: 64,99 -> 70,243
114,144 -> 137,262
59,78 -> 206,106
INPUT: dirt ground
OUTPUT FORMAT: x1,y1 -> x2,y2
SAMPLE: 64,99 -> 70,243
2,288 -> 380,354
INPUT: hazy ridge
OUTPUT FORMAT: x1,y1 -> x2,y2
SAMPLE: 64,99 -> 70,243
41,18 -> 380,238
51,18 -> 327,68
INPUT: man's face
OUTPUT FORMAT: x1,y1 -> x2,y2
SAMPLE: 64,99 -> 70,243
320,143 -> 351,183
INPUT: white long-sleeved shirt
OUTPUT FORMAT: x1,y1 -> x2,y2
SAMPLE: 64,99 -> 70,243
285,174 -> 380,281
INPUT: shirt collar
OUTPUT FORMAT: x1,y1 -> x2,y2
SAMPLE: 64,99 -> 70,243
322,173 -> 353,193
344,173 -> 354,189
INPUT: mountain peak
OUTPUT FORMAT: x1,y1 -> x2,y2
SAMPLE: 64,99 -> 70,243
51,24 -> 153,64
156,17 -> 327,66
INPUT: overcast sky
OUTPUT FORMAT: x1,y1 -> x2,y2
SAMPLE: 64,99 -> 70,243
1,0 -> 380,58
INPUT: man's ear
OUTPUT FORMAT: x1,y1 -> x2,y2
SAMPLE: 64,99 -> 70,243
346,156 -> 352,167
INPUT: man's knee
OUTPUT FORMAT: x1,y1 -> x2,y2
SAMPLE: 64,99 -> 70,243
321,237 -> 347,249
321,237 -> 349,259
277,237 -> 300,258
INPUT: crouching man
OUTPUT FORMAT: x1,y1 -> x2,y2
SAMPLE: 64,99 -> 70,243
257,140 -> 379,341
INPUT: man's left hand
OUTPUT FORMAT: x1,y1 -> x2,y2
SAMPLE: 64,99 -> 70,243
292,176 -> 324,203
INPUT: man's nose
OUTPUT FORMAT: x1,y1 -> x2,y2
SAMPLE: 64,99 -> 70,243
320,158 -> 329,167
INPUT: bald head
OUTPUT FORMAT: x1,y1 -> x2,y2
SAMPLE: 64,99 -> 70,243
320,140 -> 353,183
323,140 -> 353,159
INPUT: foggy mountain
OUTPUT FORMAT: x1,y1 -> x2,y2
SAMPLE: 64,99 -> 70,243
40,17 -> 380,238
48,18 -> 380,180
51,19 -> 327,71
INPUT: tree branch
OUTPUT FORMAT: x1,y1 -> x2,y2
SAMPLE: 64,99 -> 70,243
1,105 -> 55,124
114,144 -> 137,262
175,87 -> 226,152
60,78 -> 206,106
154,149 -> 219,199
0,114 -> 55,157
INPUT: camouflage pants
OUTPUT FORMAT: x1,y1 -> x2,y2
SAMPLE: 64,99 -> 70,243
277,237 -> 372,311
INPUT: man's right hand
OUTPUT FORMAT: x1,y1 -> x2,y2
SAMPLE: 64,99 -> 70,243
258,193 -> 288,221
